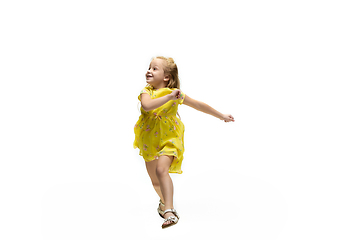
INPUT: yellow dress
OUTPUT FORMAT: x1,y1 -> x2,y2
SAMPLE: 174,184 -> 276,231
133,86 -> 186,174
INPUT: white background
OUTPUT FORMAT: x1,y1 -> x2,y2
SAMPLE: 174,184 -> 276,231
1,0 -> 359,239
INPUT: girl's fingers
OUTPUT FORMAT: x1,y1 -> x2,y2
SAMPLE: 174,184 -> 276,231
224,114 -> 235,122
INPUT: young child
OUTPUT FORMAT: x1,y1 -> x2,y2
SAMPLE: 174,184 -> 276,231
133,56 -> 235,229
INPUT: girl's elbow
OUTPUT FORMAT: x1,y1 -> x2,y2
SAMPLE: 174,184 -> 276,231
196,101 -> 206,111
141,103 -> 150,111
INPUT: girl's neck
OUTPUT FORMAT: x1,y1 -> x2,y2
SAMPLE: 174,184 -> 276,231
152,86 -> 168,91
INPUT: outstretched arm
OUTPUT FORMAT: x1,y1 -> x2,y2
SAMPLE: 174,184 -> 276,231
183,95 -> 235,122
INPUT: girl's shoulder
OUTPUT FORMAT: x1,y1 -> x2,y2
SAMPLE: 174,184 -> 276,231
138,85 -> 153,101
140,85 -> 152,94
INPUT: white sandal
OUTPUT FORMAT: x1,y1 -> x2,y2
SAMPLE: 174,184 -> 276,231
162,209 -> 180,229
157,199 -> 165,219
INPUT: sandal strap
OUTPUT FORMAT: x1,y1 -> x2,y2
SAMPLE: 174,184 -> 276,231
164,215 -> 178,223
157,205 -> 164,215
163,209 -> 180,219
163,209 -> 174,214
159,199 -> 165,207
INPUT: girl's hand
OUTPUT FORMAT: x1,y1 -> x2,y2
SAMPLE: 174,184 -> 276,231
221,114 -> 235,122
169,89 -> 181,101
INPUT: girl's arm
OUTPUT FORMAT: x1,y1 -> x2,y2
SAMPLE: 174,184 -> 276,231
140,90 -> 181,111
183,95 -> 235,122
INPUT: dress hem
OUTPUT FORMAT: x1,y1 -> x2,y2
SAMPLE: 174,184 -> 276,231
134,146 -> 183,174
145,153 -> 183,174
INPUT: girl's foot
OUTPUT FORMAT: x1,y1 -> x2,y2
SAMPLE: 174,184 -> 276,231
162,209 -> 180,229
162,212 -> 176,227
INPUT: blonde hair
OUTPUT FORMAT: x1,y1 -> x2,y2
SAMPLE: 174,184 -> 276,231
146,56 -> 181,89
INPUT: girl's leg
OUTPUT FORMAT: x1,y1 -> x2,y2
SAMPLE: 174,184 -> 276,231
156,155 -> 176,226
145,159 -> 165,205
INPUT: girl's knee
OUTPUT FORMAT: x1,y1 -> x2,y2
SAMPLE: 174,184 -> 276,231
156,155 -> 173,177
156,166 -> 168,178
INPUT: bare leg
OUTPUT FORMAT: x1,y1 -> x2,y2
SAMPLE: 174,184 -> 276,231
145,159 -> 165,206
156,155 -> 176,226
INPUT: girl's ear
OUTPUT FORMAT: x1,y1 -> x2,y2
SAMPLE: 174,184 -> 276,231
164,75 -> 170,82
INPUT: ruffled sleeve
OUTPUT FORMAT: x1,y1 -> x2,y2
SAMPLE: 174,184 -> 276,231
138,87 -> 152,101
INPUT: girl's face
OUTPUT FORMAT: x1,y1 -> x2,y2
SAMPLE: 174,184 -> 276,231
145,58 -> 169,89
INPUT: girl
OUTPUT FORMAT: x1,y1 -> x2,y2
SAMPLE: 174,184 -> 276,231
133,56 -> 235,229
